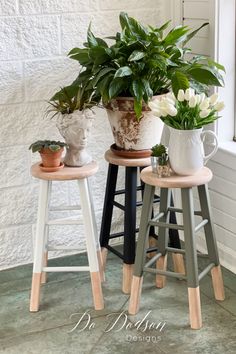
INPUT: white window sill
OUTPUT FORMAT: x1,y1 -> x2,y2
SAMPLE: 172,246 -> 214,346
211,141 -> 236,170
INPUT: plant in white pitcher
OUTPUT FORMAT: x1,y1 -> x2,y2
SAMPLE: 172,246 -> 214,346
149,89 -> 225,175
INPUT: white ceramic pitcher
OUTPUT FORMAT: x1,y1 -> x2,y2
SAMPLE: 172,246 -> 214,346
168,126 -> 218,176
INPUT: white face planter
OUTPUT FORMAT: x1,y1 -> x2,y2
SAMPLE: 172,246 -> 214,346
56,109 -> 95,167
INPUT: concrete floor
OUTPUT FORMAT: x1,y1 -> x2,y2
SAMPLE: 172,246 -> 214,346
0,249 -> 235,354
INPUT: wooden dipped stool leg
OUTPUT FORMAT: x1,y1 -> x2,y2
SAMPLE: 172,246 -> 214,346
198,184 -> 225,301
78,178 -> 104,310
40,250 -> 48,284
182,188 -> 202,329
122,264 -> 134,294
129,184 -> 155,315
156,188 -> 171,288
30,180 -> 49,312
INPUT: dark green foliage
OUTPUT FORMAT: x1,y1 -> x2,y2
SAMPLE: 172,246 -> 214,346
151,144 -> 168,165
29,140 -> 68,153
68,12 -> 224,120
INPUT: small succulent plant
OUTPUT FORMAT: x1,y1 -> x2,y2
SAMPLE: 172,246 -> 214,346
29,140 -> 68,153
151,144 -> 168,166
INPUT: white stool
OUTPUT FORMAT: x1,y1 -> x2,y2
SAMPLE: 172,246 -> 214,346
30,161 -> 104,312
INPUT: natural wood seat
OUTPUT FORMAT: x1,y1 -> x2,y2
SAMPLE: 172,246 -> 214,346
141,166 -> 213,188
105,150 -> 151,167
31,161 -> 98,181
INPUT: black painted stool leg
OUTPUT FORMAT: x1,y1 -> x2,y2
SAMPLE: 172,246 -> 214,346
123,166 -> 137,294
99,163 -> 118,270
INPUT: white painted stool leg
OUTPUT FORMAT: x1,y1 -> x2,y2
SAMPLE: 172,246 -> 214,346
30,180 -> 49,312
87,178 -> 105,282
41,181 -> 52,284
78,178 -> 104,310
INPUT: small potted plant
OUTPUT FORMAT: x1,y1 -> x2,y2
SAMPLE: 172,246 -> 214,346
68,12 -> 224,156
47,83 -> 101,167
29,140 -> 68,172
150,89 -> 225,175
151,144 -> 170,177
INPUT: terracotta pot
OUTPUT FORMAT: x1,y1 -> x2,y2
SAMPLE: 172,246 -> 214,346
40,147 -> 64,168
106,95 -> 165,156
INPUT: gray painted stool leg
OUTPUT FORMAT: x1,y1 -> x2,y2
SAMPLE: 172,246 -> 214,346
198,184 -> 225,301
156,188 -> 171,288
181,188 -> 202,329
129,184 -> 155,315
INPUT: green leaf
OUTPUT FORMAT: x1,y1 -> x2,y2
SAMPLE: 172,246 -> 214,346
87,23 -> 98,48
114,66 -> 132,78
171,71 -> 190,96
163,26 -> 189,45
128,50 -> 146,61
131,80 -> 144,102
182,22 -> 209,46
92,68 -> 115,86
134,99 -> 142,120
188,67 -> 223,86
108,78 -> 126,99
207,58 -> 226,73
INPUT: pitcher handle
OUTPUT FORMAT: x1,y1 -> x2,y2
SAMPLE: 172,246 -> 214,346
200,130 -> 218,165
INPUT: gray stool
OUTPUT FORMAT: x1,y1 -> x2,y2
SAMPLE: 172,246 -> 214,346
129,166 -> 225,329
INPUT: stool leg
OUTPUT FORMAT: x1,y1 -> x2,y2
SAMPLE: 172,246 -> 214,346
41,181 -> 52,284
169,193 -> 185,275
99,164 -> 118,271
78,178 -> 104,311
156,188 -> 171,288
87,179 -> 105,283
129,184 -> 155,315
198,184 -> 225,301
123,166 -> 137,294
181,188 -> 202,329
30,180 -> 49,312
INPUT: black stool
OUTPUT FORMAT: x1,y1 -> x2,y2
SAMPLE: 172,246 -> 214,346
99,149 -> 184,293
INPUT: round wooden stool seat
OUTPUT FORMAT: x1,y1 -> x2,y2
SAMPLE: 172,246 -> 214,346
31,161 -> 98,181
105,149 -> 151,167
141,166 -> 213,189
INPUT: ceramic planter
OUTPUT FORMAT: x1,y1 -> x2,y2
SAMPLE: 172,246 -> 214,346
40,148 -> 64,172
106,96 -> 164,156
168,126 -> 218,176
56,109 -> 95,167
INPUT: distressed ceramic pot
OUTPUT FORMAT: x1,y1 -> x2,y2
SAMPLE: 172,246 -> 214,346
106,96 -> 164,155
168,126 -> 218,176
56,109 -> 94,167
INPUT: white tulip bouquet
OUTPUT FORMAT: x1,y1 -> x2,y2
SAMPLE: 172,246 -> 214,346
149,89 -> 225,130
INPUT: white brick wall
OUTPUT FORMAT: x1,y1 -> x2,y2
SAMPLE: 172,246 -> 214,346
0,0 -> 165,270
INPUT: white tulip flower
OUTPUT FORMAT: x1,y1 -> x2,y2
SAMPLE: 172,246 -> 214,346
189,96 -> 197,108
149,100 -> 160,111
166,92 -> 176,104
209,93 -> 218,105
177,89 -> 185,102
200,109 -> 210,118
165,104 -> 178,116
185,88 -> 195,101
199,98 -> 210,110
199,93 -> 206,103
214,101 -> 225,112
195,95 -> 201,104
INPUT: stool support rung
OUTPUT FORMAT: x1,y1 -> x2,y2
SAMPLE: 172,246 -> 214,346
42,266 -> 90,272
198,263 -> 215,281
149,220 -> 184,230
166,247 -> 185,254
151,212 -> 165,222
195,219 -> 208,233
112,201 -> 125,211
106,245 -> 124,260
145,252 -> 162,268
114,186 -> 143,196
49,205 -> 81,211
109,228 -> 139,239
46,218 -> 83,225
168,207 -> 202,216
144,267 -> 186,279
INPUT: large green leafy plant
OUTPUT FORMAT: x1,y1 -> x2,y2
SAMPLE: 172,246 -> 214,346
68,12 -> 224,119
